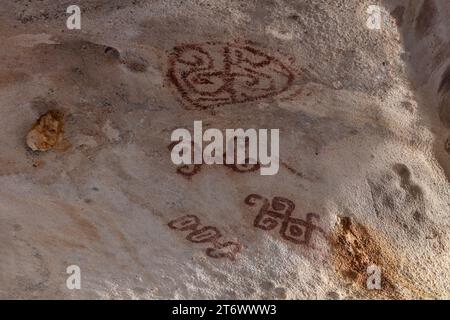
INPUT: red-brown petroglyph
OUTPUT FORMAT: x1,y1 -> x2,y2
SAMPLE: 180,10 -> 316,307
168,140 -> 260,177
244,194 -> 325,246
168,215 -> 241,261
167,41 -> 296,109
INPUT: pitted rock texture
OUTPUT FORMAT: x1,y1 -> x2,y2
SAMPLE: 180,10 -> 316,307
0,0 -> 448,299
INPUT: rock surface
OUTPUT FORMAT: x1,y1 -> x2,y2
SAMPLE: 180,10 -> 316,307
0,0 -> 448,299
26,110 -> 65,152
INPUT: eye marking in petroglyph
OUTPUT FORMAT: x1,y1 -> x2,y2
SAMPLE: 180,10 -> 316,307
167,140 -> 260,177
244,194 -> 325,246
168,215 -> 241,261
167,41 -> 296,108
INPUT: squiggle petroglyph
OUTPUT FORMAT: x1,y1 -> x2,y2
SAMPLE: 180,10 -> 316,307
168,215 -> 241,261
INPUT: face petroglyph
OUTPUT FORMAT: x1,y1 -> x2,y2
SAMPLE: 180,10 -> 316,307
167,41 -> 297,109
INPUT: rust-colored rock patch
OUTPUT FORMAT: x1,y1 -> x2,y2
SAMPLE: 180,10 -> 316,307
26,110 -> 65,152
330,216 -> 400,299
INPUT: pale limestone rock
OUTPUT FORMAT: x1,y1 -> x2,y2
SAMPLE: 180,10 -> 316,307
0,0 -> 448,300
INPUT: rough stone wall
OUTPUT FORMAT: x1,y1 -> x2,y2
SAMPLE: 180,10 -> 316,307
0,0 -> 448,299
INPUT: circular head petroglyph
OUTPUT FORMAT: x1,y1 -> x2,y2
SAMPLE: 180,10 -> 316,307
167,42 -> 297,109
